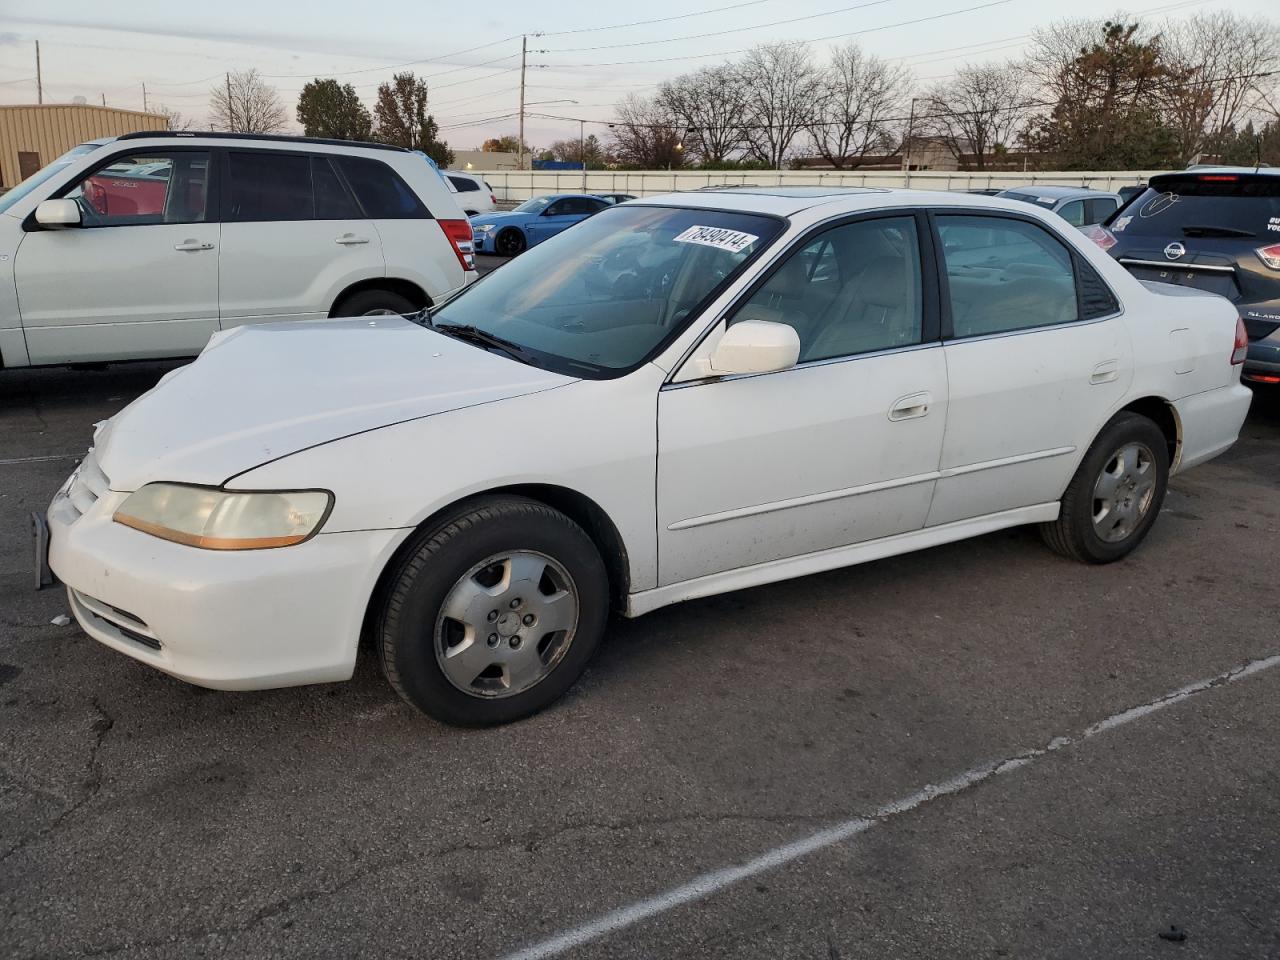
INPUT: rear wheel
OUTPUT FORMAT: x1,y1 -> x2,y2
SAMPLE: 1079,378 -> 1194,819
495,228 -> 526,257
378,497 -> 609,726
1040,412 -> 1170,563
332,289 -> 418,317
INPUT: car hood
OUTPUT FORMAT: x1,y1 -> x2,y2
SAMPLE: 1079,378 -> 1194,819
95,317 -> 575,490
470,211 -> 527,227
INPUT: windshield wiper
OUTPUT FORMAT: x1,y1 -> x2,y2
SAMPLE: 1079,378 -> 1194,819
1181,224 -> 1255,238
433,322 -> 532,362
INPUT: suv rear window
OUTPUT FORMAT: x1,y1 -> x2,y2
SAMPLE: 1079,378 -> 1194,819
337,156 -> 429,219
1110,174 -> 1280,238
447,175 -> 480,193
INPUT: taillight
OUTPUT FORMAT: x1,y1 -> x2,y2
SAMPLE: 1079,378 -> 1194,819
1232,317 -> 1248,365
439,219 -> 475,272
1081,223 -> 1117,252
1256,243 -> 1280,270
490,193 -> 498,206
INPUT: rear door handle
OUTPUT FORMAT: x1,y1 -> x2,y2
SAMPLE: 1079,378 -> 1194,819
889,391 -> 933,421
174,239 -> 214,252
1090,359 -> 1120,384
335,234 -> 370,245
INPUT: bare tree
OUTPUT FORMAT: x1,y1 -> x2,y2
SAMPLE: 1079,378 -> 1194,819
806,43 -> 912,169
1160,12 -> 1280,162
740,42 -> 820,169
609,94 -> 685,168
209,69 -> 286,134
152,104 -> 195,131
918,63 -> 1032,169
657,63 -> 749,163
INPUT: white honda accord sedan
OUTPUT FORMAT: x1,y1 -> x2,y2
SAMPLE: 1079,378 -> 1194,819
45,187 -> 1252,725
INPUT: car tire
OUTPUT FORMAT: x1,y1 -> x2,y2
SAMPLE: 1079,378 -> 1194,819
1040,411 -> 1170,564
332,289 -> 418,317
495,228 -> 526,257
378,496 -> 609,726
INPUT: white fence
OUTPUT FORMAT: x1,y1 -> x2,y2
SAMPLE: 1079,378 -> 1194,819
474,168 -> 1159,202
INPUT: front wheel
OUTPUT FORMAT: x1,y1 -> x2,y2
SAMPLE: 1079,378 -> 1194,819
1040,411 -> 1170,564
332,289 -> 418,317
378,497 -> 609,726
495,228 -> 526,257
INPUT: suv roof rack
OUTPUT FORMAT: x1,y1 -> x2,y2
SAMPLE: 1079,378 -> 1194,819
115,131 -> 408,153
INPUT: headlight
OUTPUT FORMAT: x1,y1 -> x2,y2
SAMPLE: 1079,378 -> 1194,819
114,484 -> 332,550
473,223 -> 494,234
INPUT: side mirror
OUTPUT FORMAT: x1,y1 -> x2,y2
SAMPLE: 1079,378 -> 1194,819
35,199 -> 82,228
706,319 -> 800,376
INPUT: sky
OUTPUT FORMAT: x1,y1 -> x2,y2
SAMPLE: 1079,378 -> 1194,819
0,0 -> 1275,150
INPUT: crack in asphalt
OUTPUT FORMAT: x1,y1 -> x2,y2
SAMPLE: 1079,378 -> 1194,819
0,698 -> 114,864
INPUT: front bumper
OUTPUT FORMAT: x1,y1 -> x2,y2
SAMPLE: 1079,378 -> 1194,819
471,230 -> 494,253
47,485 -> 406,690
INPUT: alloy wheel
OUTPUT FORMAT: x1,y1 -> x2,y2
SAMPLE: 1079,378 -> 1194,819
1092,441 -> 1157,542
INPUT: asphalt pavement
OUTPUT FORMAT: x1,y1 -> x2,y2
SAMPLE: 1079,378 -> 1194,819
1,361 -> 1277,960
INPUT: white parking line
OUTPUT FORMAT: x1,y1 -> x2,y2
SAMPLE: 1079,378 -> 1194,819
0,454 -> 81,466
498,651 -> 1280,960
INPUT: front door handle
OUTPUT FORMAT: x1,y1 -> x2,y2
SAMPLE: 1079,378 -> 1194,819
174,239 -> 214,252
1090,359 -> 1120,384
335,234 -> 370,245
889,391 -> 933,421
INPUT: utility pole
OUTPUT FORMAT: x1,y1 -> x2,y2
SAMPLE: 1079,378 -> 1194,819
101,93 -> 106,107
225,72 -> 234,132
580,118 -> 586,190
518,35 -> 527,171
142,82 -> 148,113
35,41 -> 43,104
902,97 -> 918,188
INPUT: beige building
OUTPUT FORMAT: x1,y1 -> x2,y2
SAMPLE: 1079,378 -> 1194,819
450,149 -> 520,172
0,104 -> 168,189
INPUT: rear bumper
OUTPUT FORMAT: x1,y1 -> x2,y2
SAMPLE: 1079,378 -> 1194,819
1171,382 -> 1253,474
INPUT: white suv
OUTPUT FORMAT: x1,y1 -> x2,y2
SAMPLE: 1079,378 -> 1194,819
442,170 -> 497,216
0,132 -> 476,367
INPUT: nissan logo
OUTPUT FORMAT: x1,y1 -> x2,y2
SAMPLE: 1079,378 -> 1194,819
1164,242 -> 1186,260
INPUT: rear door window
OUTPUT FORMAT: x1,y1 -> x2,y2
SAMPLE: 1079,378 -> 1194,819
226,152 -> 311,222
336,156 -> 429,219
937,215 -> 1080,337
312,156 -> 361,219
1057,199 -> 1085,227
1109,175 -> 1280,238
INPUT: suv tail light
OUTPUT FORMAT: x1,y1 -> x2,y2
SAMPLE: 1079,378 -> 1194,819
438,219 -> 475,272
1232,317 -> 1248,365
490,193 -> 498,206
1256,242 -> 1280,270
1081,223 -> 1117,252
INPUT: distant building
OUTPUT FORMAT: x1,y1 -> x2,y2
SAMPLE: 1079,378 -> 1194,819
0,104 -> 168,189
451,149 -> 520,171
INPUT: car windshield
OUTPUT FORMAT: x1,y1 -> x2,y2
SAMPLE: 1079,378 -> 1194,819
0,143 -> 99,215
431,205 -> 783,377
1108,175 -> 1280,238
512,197 -> 552,213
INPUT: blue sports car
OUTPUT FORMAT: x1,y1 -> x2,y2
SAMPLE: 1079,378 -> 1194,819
470,193 -> 612,256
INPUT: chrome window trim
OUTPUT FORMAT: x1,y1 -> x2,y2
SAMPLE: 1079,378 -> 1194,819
1118,258 -> 1236,274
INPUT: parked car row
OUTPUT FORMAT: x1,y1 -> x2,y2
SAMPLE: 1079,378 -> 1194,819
468,192 -> 637,256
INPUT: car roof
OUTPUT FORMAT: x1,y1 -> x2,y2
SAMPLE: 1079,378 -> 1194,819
999,185 -> 1113,199
1181,164 -> 1279,177
634,187 -> 1066,218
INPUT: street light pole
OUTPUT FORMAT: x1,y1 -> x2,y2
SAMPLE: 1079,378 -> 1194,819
580,118 -> 586,190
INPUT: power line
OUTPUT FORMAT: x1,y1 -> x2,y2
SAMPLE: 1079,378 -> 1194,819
542,0 -> 899,54
259,36 -> 523,80
539,1 -> 778,37
542,0 -> 1016,69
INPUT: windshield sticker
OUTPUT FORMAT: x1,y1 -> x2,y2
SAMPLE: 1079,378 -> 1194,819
1140,192 -> 1179,218
1268,217 -> 1280,233
1113,216 -> 1132,232
672,225 -> 759,254
1037,196 -> 1056,204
